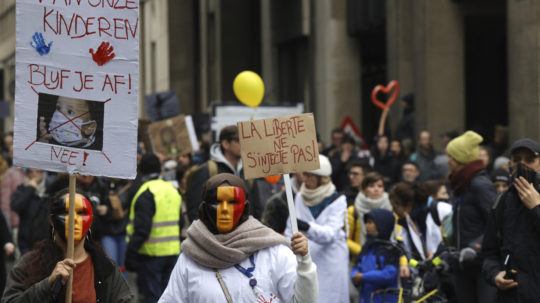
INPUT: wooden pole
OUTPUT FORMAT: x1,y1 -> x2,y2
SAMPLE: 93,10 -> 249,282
65,174 -> 76,303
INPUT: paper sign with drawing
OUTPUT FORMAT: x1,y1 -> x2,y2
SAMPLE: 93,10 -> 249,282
13,0 -> 139,179
148,115 -> 199,158
238,113 -> 320,179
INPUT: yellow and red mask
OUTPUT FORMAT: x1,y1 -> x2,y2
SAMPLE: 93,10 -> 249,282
201,185 -> 247,234
51,193 -> 93,242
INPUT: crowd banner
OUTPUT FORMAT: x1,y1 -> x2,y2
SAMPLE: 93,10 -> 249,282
14,0 -> 140,179
238,113 -> 320,235
148,115 -> 200,157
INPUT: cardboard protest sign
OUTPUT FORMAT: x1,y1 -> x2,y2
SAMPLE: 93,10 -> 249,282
148,115 -> 199,157
13,0 -> 139,179
238,113 -> 320,179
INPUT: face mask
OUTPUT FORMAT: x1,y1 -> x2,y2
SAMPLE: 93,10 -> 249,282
50,193 -> 93,242
49,110 -> 96,147
512,162 -> 539,185
202,186 -> 246,234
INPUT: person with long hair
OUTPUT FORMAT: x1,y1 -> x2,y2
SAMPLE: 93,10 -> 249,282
2,189 -> 133,302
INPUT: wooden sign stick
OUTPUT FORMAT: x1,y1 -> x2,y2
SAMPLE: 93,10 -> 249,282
65,174 -> 76,303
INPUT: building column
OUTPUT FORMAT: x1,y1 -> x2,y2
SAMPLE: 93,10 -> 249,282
386,0 -> 415,134
312,0 -> 361,142
413,0 -> 464,148
507,0 -> 540,141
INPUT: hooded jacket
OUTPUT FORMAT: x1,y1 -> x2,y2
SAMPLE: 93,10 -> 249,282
184,144 -> 244,222
352,209 -> 399,303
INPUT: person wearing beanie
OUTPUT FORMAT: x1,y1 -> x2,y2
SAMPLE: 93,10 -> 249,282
125,153 -> 183,302
482,138 -> 540,302
159,173 -> 318,303
285,155 -> 349,303
446,131 -> 497,303
491,168 -> 510,194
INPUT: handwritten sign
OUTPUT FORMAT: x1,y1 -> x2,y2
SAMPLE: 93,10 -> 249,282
13,0 -> 139,179
238,113 -> 320,179
148,115 -> 199,158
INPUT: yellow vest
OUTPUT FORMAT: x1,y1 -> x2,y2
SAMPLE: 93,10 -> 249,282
127,179 -> 181,256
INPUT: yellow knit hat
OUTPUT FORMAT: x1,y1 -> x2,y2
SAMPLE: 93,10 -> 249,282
446,131 -> 483,164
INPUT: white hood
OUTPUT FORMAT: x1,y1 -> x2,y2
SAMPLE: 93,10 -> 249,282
209,143 -> 243,175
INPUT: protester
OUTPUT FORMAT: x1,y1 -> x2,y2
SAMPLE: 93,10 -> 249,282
0,162 -> 23,229
482,138 -> 540,302
395,93 -> 415,154
126,153 -> 182,303
185,125 -> 244,222
423,180 -> 452,257
98,179 -> 131,275
10,168 -> 49,254
0,211 -> 14,295
371,135 -> 396,185
330,135 -> 360,192
434,130 -> 459,179
410,130 -> 440,181
261,173 -> 303,234
479,145 -> 493,174
342,161 -> 370,206
350,172 -> 392,250
390,139 -> 407,179
159,173 -> 318,302
491,168 -> 510,194
285,155 -> 348,303
401,161 -> 420,183
351,209 -> 399,303
3,190 -> 133,302
446,131 -> 497,303
322,127 -> 345,157
389,182 -> 429,261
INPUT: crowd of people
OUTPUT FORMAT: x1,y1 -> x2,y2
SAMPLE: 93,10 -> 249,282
0,100 -> 536,303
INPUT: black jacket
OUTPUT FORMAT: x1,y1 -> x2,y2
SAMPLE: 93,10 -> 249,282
451,171 -> 496,251
482,187 -> 540,302
125,178 -> 157,271
10,186 -> 48,252
2,242 -> 133,302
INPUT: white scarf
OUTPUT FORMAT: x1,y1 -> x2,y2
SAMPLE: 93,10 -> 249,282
354,192 -> 392,217
300,182 -> 336,207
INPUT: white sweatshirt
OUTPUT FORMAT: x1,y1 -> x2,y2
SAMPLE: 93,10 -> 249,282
158,244 -> 318,303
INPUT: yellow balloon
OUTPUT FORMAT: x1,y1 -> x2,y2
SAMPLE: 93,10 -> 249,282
233,71 -> 265,108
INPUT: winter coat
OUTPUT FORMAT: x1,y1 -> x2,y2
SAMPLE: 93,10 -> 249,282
451,171 -> 496,251
285,193 -> 349,303
351,209 -> 399,303
330,153 -> 360,192
261,191 -> 289,234
184,144 -> 244,222
158,245 -> 318,303
410,149 -> 440,181
10,185 -> 49,253
482,186 -> 540,302
2,243 -> 134,303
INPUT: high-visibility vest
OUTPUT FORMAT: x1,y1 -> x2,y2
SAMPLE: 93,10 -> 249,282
127,179 -> 181,256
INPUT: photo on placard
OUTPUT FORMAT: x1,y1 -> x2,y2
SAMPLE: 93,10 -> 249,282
35,93 -> 104,151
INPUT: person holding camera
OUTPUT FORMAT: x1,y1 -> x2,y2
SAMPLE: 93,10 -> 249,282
482,138 -> 540,302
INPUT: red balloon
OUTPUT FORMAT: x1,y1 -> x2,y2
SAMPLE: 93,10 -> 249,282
371,80 -> 401,111
265,175 -> 282,185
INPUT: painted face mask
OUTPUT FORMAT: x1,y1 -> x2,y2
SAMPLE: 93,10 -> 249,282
204,186 -> 246,234
49,110 -> 96,147
50,193 -> 93,242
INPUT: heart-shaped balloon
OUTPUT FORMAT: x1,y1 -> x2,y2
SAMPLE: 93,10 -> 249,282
371,80 -> 400,111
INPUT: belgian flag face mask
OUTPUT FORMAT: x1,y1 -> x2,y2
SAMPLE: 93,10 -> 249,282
50,193 -> 94,243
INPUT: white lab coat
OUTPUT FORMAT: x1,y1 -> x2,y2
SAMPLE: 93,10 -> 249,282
158,244 -> 318,303
285,194 -> 349,303
426,201 -> 453,256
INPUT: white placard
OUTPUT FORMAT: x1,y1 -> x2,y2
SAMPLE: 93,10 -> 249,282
13,0 -> 139,179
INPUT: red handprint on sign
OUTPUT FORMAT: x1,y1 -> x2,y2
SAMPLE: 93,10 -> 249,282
89,42 -> 116,66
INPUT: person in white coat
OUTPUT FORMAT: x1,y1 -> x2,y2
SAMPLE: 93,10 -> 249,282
285,155 -> 349,303
159,173 -> 318,303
